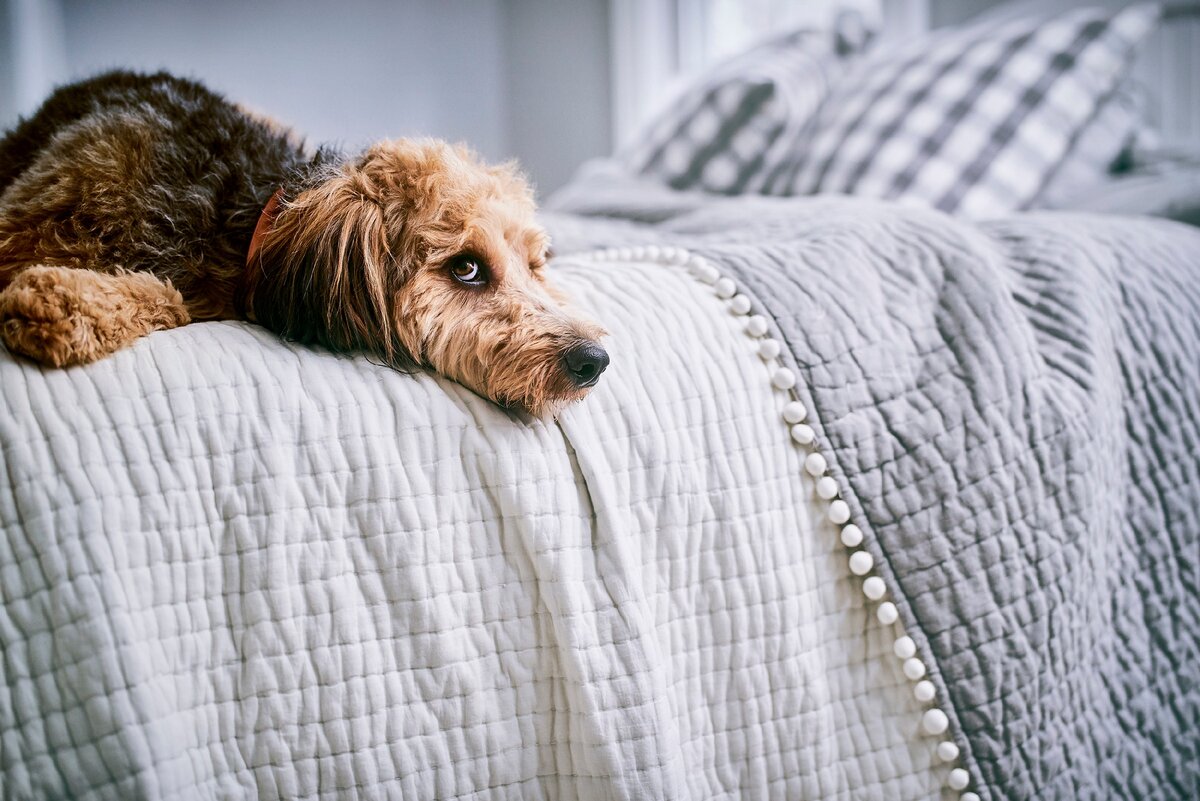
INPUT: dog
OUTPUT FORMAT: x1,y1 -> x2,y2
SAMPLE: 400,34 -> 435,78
0,70 -> 608,416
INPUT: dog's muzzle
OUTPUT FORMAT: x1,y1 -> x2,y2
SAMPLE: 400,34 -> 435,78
561,341 -> 610,388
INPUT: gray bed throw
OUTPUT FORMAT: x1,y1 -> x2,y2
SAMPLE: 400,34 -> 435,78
547,169 -> 1200,800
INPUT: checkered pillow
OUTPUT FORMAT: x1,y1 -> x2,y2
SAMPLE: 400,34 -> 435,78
1034,79 -> 1144,208
760,5 -> 1159,218
622,26 -> 864,195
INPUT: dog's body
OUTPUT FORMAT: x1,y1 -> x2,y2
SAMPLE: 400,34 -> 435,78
0,71 -> 607,415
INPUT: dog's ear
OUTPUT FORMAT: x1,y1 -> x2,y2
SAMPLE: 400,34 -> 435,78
246,174 -> 409,366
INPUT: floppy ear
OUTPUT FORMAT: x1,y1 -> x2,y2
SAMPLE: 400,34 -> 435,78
246,175 -> 410,366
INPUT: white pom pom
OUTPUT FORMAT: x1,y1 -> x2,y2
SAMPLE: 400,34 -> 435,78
616,248 -> 634,261
862,576 -> 886,600
644,245 -> 662,261
848,549 -> 873,575
936,741 -> 960,762
746,315 -> 769,337
758,339 -> 781,360
692,262 -> 720,284
816,476 -> 838,499
782,401 -> 807,424
729,295 -> 752,315
771,367 -> 796,389
877,601 -> 899,625
914,680 -> 935,702
948,768 -> 970,791
804,452 -> 827,477
840,524 -> 863,548
961,793 -> 981,801
630,246 -> 648,260
922,708 -> 949,736
893,636 -> 916,660
667,248 -> 689,264
714,278 -> 737,299
828,500 -> 851,525
903,657 -> 927,680
790,424 -> 815,445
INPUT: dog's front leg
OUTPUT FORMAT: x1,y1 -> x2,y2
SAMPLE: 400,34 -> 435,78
0,265 -> 190,367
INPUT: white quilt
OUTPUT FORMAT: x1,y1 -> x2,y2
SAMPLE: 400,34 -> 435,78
0,258 -> 943,800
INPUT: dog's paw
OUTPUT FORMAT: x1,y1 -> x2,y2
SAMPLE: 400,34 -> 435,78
0,265 -> 190,366
0,268 -> 89,366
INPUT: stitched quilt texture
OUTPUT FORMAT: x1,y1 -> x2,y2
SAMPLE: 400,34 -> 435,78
1,259 -> 944,800
549,171 -> 1200,801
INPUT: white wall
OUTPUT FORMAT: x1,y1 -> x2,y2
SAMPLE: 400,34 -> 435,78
502,0 -> 611,193
0,2 -> 11,123
0,0 -> 612,193
58,0 -> 511,158
0,0 -> 63,126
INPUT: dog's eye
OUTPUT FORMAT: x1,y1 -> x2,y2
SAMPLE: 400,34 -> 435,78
449,256 -> 487,286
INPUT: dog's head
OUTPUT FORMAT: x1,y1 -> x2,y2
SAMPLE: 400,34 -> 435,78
247,139 -> 607,417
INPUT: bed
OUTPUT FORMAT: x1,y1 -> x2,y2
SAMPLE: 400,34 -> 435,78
2,3 -> 1199,801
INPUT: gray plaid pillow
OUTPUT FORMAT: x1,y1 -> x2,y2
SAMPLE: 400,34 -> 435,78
621,25 -> 863,195
760,5 -> 1159,218
1034,79 -> 1144,208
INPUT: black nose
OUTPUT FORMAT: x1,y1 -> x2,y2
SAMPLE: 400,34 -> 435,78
561,342 -> 610,388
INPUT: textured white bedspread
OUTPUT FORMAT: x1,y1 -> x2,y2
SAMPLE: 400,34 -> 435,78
0,259 -> 940,800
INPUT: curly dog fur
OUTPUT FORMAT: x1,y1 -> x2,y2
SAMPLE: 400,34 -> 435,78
0,70 -> 607,415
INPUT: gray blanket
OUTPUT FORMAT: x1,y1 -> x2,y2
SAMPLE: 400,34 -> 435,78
547,168 -> 1200,801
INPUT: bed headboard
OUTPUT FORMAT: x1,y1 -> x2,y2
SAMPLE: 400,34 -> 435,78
917,0 -> 1200,151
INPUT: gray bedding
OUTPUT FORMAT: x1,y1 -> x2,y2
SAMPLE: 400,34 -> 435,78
547,169 -> 1200,800
1043,156 -> 1200,227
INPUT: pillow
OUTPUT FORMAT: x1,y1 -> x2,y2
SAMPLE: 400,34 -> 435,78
950,1 -> 1155,209
1041,150 -> 1200,226
759,4 -> 1160,218
1032,78 -> 1145,208
620,20 -> 868,195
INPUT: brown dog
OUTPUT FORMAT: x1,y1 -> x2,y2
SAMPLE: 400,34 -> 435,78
0,71 -> 608,415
